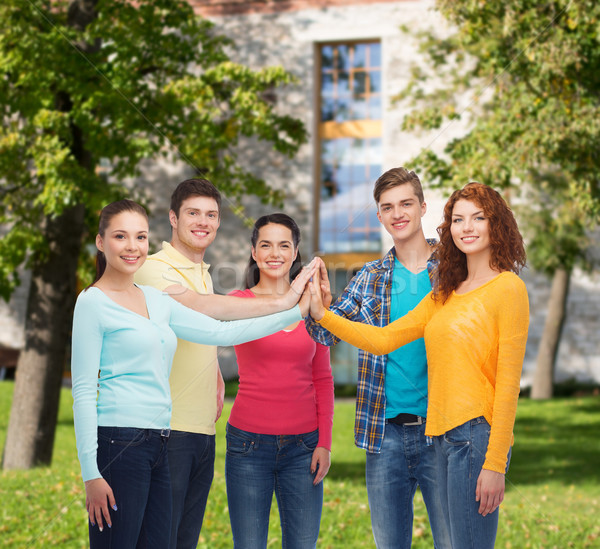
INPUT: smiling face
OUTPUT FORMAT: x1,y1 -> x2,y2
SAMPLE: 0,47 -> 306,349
251,223 -> 298,284
169,195 -> 220,261
376,183 -> 426,246
96,211 -> 149,276
450,198 -> 491,257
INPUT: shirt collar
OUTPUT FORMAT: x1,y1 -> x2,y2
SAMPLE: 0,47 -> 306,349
383,238 -> 438,271
161,241 -> 211,270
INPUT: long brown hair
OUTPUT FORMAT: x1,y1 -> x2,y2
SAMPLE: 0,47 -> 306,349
91,199 -> 148,285
244,213 -> 303,289
434,182 -> 526,302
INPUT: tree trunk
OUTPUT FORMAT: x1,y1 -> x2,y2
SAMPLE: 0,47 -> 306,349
530,267 -> 571,400
2,0 -> 97,471
3,205 -> 85,468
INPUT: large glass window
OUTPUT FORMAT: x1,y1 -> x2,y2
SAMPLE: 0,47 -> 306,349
320,137 -> 382,253
316,41 -> 383,380
320,43 -> 382,123
317,41 -> 382,257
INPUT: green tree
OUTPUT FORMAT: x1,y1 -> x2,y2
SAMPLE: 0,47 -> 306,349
396,0 -> 600,398
0,0 -> 306,470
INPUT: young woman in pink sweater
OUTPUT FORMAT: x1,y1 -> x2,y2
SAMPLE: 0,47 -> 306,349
310,183 -> 529,549
226,213 -> 334,549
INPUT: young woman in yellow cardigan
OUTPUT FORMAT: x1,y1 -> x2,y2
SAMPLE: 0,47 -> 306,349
309,182 -> 529,549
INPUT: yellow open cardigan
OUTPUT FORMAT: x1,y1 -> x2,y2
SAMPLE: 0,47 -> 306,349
317,271 -> 529,473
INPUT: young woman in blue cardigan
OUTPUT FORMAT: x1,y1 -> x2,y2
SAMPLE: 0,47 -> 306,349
71,199 -> 311,549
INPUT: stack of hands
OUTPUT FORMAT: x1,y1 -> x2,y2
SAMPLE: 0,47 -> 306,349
287,257 -> 329,320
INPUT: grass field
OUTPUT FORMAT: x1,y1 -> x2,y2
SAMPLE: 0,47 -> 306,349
1,382 -> 599,548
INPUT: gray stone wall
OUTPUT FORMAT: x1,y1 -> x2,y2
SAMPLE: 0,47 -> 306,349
0,270 -> 29,351
198,0 -> 600,383
2,1 -> 599,385
521,269 -> 600,386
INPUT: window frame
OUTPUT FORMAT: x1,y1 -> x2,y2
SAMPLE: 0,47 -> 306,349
313,39 -> 383,266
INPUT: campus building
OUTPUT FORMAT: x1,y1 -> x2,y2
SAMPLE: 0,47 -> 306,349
1,0 -> 599,387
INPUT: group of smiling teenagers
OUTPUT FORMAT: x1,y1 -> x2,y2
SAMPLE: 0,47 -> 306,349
72,167 -> 528,549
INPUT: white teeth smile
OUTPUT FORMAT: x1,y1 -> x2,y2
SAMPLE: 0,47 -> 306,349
462,237 -> 478,243
121,256 -> 138,261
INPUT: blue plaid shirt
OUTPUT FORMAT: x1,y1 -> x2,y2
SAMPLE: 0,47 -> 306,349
305,241 -> 438,453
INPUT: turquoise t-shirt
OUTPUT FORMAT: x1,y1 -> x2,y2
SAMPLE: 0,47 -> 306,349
384,259 -> 431,418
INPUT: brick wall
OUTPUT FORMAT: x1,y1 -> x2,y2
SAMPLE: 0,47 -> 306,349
191,0 -> 406,17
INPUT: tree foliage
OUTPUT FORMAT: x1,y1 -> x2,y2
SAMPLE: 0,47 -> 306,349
0,0 -> 306,300
0,0 -> 307,469
396,0 -> 600,273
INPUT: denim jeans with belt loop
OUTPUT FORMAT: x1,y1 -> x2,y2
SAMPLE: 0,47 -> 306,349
366,417 -> 452,549
90,426 -> 171,549
225,423 -> 323,549
167,430 -> 215,549
433,416 -> 512,549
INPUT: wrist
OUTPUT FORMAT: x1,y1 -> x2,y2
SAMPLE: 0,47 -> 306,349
280,291 -> 296,310
314,308 -> 325,322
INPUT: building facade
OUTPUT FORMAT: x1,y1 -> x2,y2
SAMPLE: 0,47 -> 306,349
1,0 -> 599,385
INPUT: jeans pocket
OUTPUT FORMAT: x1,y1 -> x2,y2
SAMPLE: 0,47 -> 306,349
168,430 -> 189,440
101,427 -> 146,448
443,423 -> 472,446
298,429 -> 319,452
226,431 -> 255,457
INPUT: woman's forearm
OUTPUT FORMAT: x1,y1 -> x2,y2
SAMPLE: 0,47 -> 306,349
318,310 -> 424,355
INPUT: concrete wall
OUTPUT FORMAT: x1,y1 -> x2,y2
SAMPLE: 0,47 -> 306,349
0,271 -> 29,350
193,0 -> 600,383
2,1 -> 599,386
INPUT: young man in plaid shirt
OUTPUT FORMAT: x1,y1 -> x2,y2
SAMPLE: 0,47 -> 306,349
306,168 -> 451,549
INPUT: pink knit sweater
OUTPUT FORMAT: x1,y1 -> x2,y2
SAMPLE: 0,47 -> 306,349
228,289 -> 334,450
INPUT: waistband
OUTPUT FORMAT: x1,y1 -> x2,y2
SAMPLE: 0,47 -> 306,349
226,422 -> 318,440
97,426 -> 171,439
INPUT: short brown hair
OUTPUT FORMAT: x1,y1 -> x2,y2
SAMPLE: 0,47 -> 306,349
373,167 -> 424,205
170,178 -> 222,218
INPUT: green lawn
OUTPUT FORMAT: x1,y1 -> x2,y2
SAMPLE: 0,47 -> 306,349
1,382 -> 599,548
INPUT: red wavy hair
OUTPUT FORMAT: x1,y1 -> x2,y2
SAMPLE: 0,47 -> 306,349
433,182 -> 526,302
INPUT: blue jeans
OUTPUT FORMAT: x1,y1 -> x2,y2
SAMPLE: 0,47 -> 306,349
366,421 -> 452,549
434,416 -> 511,549
168,431 -> 215,549
225,423 -> 323,549
90,427 -> 171,549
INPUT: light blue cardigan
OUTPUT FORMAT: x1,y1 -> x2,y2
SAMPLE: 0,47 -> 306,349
71,285 -> 301,481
